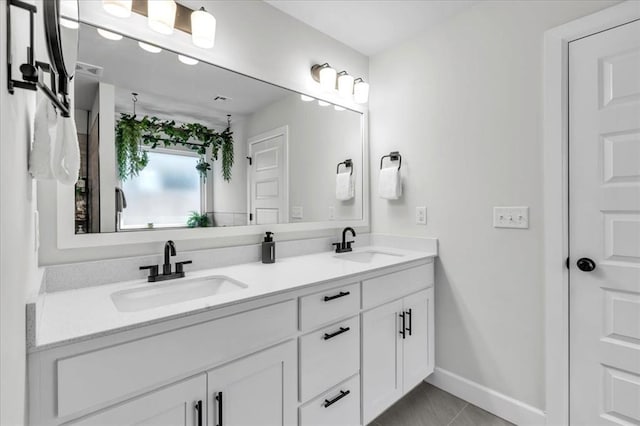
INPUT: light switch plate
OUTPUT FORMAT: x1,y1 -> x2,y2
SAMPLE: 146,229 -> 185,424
493,206 -> 529,229
291,206 -> 303,219
416,206 -> 427,225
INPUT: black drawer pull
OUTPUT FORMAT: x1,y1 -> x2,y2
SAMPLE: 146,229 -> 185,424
323,389 -> 351,408
195,400 -> 203,426
323,326 -> 350,340
215,392 -> 223,426
406,308 -> 412,336
399,312 -> 406,339
324,291 -> 350,302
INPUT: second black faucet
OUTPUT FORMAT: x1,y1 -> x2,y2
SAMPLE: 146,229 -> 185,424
333,227 -> 356,253
140,240 -> 192,282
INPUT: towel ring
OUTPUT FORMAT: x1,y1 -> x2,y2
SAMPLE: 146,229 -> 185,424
380,151 -> 402,170
337,159 -> 353,175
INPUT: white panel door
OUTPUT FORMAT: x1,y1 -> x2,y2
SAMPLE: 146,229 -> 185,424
207,340 -> 297,426
69,375 -> 206,426
362,299 -> 403,425
569,19 -> 640,425
248,128 -> 288,225
402,288 -> 434,393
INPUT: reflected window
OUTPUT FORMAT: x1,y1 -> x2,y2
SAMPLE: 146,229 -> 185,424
120,149 -> 201,229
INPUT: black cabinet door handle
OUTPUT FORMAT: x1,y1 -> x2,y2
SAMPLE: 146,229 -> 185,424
323,389 -> 351,408
323,326 -> 350,340
194,400 -> 203,426
324,291 -> 350,302
399,312 -> 406,339
216,392 -> 223,426
406,308 -> 412,336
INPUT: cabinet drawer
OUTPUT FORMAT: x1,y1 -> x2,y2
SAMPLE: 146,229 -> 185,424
300,282 -> 360,331
362,263 -> 433,309
299,316 -> 359,402
57,300 -> 296,419
300,375 -> 360,426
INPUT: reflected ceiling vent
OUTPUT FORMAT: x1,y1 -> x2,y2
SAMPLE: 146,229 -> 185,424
75,62 -> 104,78
213,95 -> 231,102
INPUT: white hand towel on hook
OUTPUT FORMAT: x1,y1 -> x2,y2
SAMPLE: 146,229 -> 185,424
52,112 -> 80,185
336,171 -> 355,201
378,167 -> 402,200
29,97 -> 58,180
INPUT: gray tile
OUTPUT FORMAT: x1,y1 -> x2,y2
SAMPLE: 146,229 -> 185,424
372,383 -> 467,426
449,404 -> 514,426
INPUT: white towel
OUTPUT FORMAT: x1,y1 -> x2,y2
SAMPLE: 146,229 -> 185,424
29,98 -> 58,180
52,113 -> 80,185
336,171 -> 354,201
378,167 -> 402,200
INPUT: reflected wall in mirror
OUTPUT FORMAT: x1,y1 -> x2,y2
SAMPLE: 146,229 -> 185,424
73,23 -> 364,233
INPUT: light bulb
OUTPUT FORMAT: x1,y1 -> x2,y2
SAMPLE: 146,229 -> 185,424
138,42 -> 162,53
354,79 -> 370,104
318,100 -> 330,107
97,28 -> 123,41
102,0 -> 132,18
300,95 -> 314,102
334,105 -> 345,111
148,0 -> 176,35
337,73 -> 354,98
178,55 -> 199,66
319,66 -> 337,92
191,8 -> 216,49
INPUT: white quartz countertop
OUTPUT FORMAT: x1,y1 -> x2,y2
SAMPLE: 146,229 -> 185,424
33,246 -> 435,350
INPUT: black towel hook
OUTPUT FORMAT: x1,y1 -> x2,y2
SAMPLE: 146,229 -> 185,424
380,151 -> 402,170
337,159 -> 353,175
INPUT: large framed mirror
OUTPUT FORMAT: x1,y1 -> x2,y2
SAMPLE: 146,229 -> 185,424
57,22 -> 368,247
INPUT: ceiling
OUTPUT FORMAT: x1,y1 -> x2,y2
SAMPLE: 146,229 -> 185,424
265,0 -> 477,56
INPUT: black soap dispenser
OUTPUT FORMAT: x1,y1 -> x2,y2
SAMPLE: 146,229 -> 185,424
262,232 -> 275,264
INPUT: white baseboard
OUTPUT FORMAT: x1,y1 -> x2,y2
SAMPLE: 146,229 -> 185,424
426,367 -> 546,426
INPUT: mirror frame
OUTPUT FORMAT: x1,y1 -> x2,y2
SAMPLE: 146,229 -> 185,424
57,24 -> 370,248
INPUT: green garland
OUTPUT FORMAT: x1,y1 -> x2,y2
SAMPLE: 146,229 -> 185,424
115,113 -> 234,182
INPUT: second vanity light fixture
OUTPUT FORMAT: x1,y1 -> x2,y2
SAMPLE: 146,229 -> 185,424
101,0 -> 216,49
310,63 -> 369,104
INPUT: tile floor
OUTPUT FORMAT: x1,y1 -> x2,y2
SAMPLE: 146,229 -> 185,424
370,383 -> 515,426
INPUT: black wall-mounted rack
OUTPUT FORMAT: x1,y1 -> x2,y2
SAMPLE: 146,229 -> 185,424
336,159 -> 353,175
380,151 -> 402,170
6,0 -> 70,117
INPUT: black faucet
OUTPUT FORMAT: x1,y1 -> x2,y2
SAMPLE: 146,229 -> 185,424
140,240 -> 192,282
333,227 -> 356,253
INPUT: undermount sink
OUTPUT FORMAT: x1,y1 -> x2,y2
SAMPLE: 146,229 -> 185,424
111,276 -> 248,312
334,250 -> 404,264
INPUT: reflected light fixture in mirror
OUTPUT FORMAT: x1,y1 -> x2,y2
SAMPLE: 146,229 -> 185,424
337,71 -> 354,99
60,0 -> 79,29
300,94 -> 314,102
334,105 -> 345,111
102,0 -> 132,18
148,0 -> 177,35
178,55 -> 199,65
138,41 -> 162,53
191,7 -> 216,48
354,78 -> 370,104
318,100 -> 330,107
97,28 -> 123,41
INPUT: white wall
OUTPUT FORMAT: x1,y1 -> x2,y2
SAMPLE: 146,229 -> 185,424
38,0 -> 368,265
0,1 -> 41,424
246,93 -> 363,222
369,0 -> 618,410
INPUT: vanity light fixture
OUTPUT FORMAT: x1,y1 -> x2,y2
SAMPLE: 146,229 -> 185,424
191,7 -> 216,49
318,100 -> 330,107
353,78 -> 370,104
147,0 -> 177,35
102,0 -> 132,18
178,55 -> 199,66
300,94 -> 314,102
97,28 -> 123,41
337,71 -> 354,99
138,41 -> 162,53
311,63 -> 337,92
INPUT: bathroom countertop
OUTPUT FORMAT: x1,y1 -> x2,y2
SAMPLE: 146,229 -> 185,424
31,246 -> 436,351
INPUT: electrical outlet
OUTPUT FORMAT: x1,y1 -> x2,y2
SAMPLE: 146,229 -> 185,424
291,206 -> 303,219
493,206 -> 529,229
416,206 -> 427,225
328,206 -> 335,220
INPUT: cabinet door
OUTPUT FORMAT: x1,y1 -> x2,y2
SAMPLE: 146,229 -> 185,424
362,299 -> 403,425
207,340 -> 297,426
402,288 -> 434,392
70,375 -> 206,426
